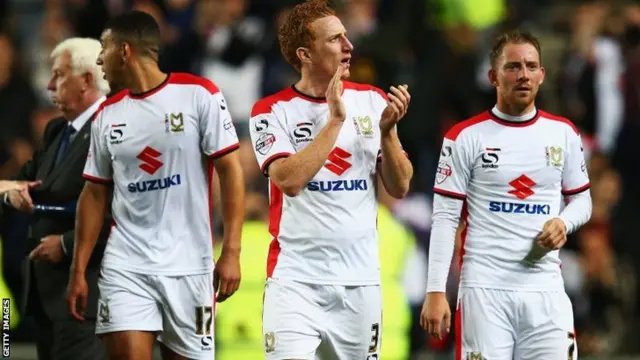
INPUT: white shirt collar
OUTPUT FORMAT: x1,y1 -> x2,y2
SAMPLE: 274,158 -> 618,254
491,105 -> 537,122
69,96 -> 106,131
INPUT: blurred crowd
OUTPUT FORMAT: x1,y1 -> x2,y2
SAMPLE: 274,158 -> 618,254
0,0 -> 639,358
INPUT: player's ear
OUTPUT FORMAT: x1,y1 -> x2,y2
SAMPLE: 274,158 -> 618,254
488,68 -> 498,87
539,66 -> 546,85
120,41 -> 132,63
296,47 -> 312,67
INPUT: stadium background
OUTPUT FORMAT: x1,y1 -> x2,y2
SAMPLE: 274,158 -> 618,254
0,0 -> 639,359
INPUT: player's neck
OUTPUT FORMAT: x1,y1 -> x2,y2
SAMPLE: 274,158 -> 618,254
494,100 -> 536,119
125,59 -> 168,96
295,71 -> 331,99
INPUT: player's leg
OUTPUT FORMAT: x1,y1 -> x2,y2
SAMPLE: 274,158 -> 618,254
457,287 -> 516,360
95,268 -> 163,360
154,272 -> 215,360
101,331 -> 157,360
262,278 -> 324,360
320,285 -> 382,360
514,291 -> 577,360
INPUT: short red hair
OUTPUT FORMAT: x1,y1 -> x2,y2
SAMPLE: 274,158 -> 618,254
278,0 -> 336,71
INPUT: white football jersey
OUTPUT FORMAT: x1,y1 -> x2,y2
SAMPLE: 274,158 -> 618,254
83,73 -> 239,275
434,107 -> 590,290
249,82 -> 396,285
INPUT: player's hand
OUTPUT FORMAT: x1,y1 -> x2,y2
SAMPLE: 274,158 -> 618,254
6,181 -> 41,212
29,235 -> 65,263
536,217 -> 567,250
420,292 -> 451,340
214,249 -> 241,302
326,64 -> 347,122
0,180 -> 40,195
380,84 -> 411,134
66,271 -> 89,321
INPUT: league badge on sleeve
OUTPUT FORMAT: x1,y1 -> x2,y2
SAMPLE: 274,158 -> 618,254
436,161 -> 452,184
255,133 -> 276,155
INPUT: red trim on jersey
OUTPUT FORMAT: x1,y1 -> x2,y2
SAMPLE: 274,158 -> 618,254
251,82 -> 387,117
128,74 -> 171,99
82,173 -> 112,184
169,72 -> 221,95
343,81 -> 389,101
290,85 -> 328,103
93,90 -> 129,120
539,110 -> 580,135
459,201 -> 469,271
562,182 -> 590,196
455,302 -> 462,360
266,181 -> 284,277
251,88 -> 300,117
433,187 -> 466,200
209,143 -> 240,159
488,109 -> 541,127
444,112 -> 492,141
260,152 -> 292,176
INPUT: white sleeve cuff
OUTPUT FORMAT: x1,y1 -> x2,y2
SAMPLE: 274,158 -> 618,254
426,194 -> 463,293
559,189 -> 592,234
3,193 -> 10,206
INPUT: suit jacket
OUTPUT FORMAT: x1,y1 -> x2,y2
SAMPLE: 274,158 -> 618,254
6,115 -> 111,321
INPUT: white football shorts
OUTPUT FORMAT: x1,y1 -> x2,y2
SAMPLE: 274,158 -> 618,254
456,287 -> 577,360
262,278 -> 382,360
95,267 -> 215,360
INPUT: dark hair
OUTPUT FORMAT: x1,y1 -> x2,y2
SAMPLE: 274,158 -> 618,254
490,30 -> 542,68
105,11 -> 161,60
278,0 -> 336,71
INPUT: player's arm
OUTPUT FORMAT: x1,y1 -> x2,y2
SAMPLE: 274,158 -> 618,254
267,120 -> 343,197
197,82 -> 245,301
377,85 -> 413,198
538,129 -> 592,248
426,134 -> 472,294
421,130 -> 472,339
559,131 -> 592,233
250,66 -> 346,197
378,129 -> 413,198
71,181 -> 110,274
212,151 -> 244,255
71,115 -> 113,275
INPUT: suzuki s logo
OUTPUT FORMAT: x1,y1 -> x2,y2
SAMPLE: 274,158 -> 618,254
137,147 -> 163,175
325,147 -> 352,175
508,174 -> 536,200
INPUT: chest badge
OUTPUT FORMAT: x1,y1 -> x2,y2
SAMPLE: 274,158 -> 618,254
165,112 -> 184,133
353,116 -> 374,138
545,146 -> 563,167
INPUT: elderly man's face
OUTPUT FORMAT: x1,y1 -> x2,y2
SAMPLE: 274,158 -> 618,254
47,51 -> 86,117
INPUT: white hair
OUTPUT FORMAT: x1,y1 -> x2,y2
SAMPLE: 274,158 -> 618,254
50,37 -> 110,95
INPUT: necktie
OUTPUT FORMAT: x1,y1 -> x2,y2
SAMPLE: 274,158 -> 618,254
55,124 -> 76,164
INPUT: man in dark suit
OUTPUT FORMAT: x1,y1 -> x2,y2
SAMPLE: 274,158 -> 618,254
2,37 -> 110,360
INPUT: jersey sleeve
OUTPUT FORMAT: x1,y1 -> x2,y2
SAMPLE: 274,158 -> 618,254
249,103 -> 295,176
82,113 -> 113,183
432,132 -> 473,200
198,89 -> 240,159
561,131 -> 590,195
